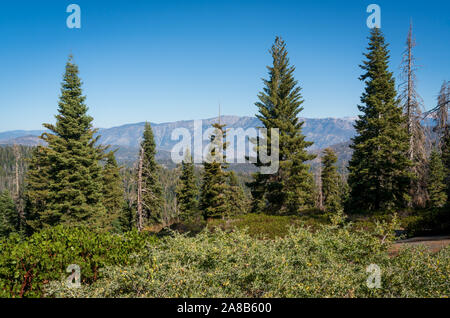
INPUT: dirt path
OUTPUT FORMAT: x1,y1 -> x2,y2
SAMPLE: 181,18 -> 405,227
390,236 -> 450,256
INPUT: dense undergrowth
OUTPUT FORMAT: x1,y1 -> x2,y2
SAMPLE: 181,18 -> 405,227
1,212 -> 449,298
0,226 -> 157,297
43,214 -> 450,298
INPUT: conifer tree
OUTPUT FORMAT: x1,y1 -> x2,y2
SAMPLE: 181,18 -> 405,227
226,171 -> 249,215
427,149 -> 447,208
200,123 -> 230,219
24,146 -> 52,233
0,191 -> 18,238
348,28 -> 412,212
176,150 -> 199,222
25,56 -> 107,231
248,37 -> 315,215
321,148 -> 342,213
102,151 -> 126,231
139,122 -> 163,225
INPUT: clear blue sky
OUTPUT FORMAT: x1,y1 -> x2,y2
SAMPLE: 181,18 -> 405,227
0,0 -> 449,131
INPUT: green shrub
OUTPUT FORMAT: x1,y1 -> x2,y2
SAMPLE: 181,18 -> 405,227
46,214 -> 449,298
406,208 -> 450,237
0,226 -> 157,297
207,212 -> 328,239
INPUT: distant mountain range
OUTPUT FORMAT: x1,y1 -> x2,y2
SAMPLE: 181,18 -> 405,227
0,116 -> 357,165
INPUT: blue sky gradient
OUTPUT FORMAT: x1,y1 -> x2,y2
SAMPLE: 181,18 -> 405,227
0,0 -> 449,131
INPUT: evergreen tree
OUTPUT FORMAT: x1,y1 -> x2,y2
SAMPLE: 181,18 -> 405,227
24,146 -> 52,233
321,148 -> 342,213
427,149 -> 447,208
248,36 -> 315,215
102,151 -> 126,231
25,56 -> 107,232
200,123 -> 230,219
176,150 -> 199,222
0,191 -> 18,238
348,28 -> 412,212
139,122 -> 163,225
226,171 -> 249,216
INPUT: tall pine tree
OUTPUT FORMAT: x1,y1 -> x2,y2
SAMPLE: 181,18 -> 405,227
25,56 -> 107,232
139,122 -> 163,225
248,37 -> 315,214
348,28 -> 412,212
321,148 -> 342,213
200,123 -> 230,219
176,150 -> 199,222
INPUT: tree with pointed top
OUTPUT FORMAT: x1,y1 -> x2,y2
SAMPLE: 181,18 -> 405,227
25,56 -> 107,232
102,151 -> 126,232
139,122 -> 163,225
321,148 -> 342,213
200,123 -> 231,219
248,36 -> 315,215
348,28 -> 412,212
176,150 -> 199,222
226,171 -> 249,215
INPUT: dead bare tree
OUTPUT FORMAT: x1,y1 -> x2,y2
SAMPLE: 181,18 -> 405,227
136,146 -> 144,232
315,164 -> 323,211
136,145 -> 164,231
435,81 -> 450,147
12,143 -> 25,229
398,22 -> 428,207
12,144 -> 20,199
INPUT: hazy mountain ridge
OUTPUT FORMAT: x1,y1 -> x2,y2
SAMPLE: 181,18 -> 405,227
0,116 -> 357,164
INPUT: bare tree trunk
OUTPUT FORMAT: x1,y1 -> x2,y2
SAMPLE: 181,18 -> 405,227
12,144 -> 24,229
137,146 -> 144,232
316,165 -> 323,211
399,22 -> 428,208
406,24 -> 414,161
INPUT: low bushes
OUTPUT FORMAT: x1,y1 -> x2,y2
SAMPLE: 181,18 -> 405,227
406,207 -> 450,237
45,215 -> 450,298
206,212 -> 328,239
0,226 -> 157,297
